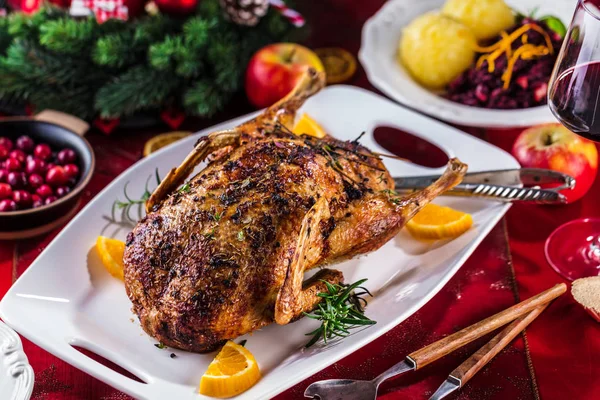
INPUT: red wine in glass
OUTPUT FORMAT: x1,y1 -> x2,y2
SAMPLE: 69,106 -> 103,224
546,0 -> 600,280
549,61 -> 600,141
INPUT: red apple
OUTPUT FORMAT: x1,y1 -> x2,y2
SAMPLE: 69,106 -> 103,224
512,123 -> 598,203
245,43 -> 324,108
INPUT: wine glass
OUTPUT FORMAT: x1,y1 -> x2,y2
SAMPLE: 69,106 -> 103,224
546,0 -> 600,280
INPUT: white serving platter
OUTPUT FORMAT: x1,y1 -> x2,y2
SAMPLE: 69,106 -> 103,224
360,0 -> 577,128
0,321 -> 34,400
0,86 -> 518,400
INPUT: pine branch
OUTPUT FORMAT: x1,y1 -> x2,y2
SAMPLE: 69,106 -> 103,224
39,17 -> 96,55
93,30 -> 139,68
148,35 -> 185,71
183,16 -> 215,49
133,15 -> 178,45
95,66 -> 181,117
184,80 -> 232,117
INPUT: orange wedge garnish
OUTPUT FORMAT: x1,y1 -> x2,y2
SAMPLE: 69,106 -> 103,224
199,341 -> 261,398
406,204 -> 473,240
293,113 -> 327,138
143,131 -> 191,157
96,236 -> 126,280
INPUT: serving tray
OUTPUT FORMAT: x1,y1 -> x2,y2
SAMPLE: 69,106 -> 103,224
0,86 -> 519,399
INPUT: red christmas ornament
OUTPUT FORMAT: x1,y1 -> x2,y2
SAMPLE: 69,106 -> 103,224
160,108 -> 186,129
153,0 -> 198,16
8,0 -> 71,13
16,0 -> 40,13
93,117 -> 121,135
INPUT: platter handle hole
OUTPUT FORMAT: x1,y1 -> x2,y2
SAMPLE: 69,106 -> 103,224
373,126 -> 449,168
70,345 -> 148,384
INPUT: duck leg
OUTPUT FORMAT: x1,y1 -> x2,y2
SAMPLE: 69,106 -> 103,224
321,158 -> 468,265
275,197 -> 344,325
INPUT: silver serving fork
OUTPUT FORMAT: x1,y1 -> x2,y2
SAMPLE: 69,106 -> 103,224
393,168 -> 575,204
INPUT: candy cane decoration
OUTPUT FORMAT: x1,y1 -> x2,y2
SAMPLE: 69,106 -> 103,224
269,0 -> 305,27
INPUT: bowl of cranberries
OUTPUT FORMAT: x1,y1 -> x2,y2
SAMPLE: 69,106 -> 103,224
0,111 -> 94,238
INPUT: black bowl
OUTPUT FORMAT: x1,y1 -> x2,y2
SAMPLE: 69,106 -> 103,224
0,112 -> 94,239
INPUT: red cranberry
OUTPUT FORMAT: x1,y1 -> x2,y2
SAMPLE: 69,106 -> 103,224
9,149 -> 26,163
25,158 -> 45,175
63,164 -> 79,179
7,171 -> 27,189
5,158 -> 21,172
12,190 -> 32,208
0,199 -> 17,212
16,135 -> 35,153
28,173 -> 44,189
0,169 -> 7,183
57,148 -> 77,165
0,137 -> 13,152
0,146 -> 8,161
46,166 -> 68,187
44,195 -> 57,205
31,194 -> 43,208
34,144 -> 52,161
45,162 -> 56,172
55,186 -> 70,198
0,183 -> 12,199
36,184 -> 53,198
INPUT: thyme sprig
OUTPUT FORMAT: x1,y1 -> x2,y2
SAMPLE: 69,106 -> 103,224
304,278 -> 375,348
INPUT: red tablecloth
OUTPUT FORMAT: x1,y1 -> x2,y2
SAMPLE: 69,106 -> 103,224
1,1 -> 599,399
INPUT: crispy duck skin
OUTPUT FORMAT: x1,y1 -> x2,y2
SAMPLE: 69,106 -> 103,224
123,69 -> 468,353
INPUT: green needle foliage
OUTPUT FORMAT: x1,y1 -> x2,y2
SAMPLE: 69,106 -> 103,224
0,0 -> 301,120
304,279 -> 376,348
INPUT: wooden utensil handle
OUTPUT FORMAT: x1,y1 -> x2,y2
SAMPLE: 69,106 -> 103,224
34,110 -> 89,136
450,304 -> 547,386
408,283 -> 566,369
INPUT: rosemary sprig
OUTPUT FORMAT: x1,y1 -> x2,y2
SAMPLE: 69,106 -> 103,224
304,278 -> 376,348
110,168 -> 162,223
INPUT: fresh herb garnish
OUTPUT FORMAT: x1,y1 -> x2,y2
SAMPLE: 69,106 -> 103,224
204,228 -> 216,240
110,169 -> 161,224
237,230 -> 245,241
540,15 -> 567,38
155,342 -> 166,349
211,211 -> 224,222
304,279 -> 375,348
178,183 -> 191,193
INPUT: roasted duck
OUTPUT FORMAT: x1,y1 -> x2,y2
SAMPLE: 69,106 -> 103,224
123,68 -> 467,353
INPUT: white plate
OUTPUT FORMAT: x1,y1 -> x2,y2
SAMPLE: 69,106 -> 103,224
0,86 -> 518,400
359,0 -> 577,128
0,321 -> 34,400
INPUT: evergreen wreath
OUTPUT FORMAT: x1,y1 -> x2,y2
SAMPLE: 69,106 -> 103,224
0,0 -> 300,121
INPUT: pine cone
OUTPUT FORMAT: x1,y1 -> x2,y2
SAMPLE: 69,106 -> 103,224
220,0 -> 269,27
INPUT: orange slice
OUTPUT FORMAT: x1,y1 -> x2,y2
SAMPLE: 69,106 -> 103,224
96,236 -> 126,280
406,204 -> 473,240
293,113 -> 327,138
143,131 -> 191,157
315,47 -> 357,84
199,341 -> 261,398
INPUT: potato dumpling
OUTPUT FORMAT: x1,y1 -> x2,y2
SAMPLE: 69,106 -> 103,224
442,0 -> 515,40
399,12 -> 476,89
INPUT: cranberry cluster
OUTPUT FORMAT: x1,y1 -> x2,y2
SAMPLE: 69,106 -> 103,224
0,135 -> 80,212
